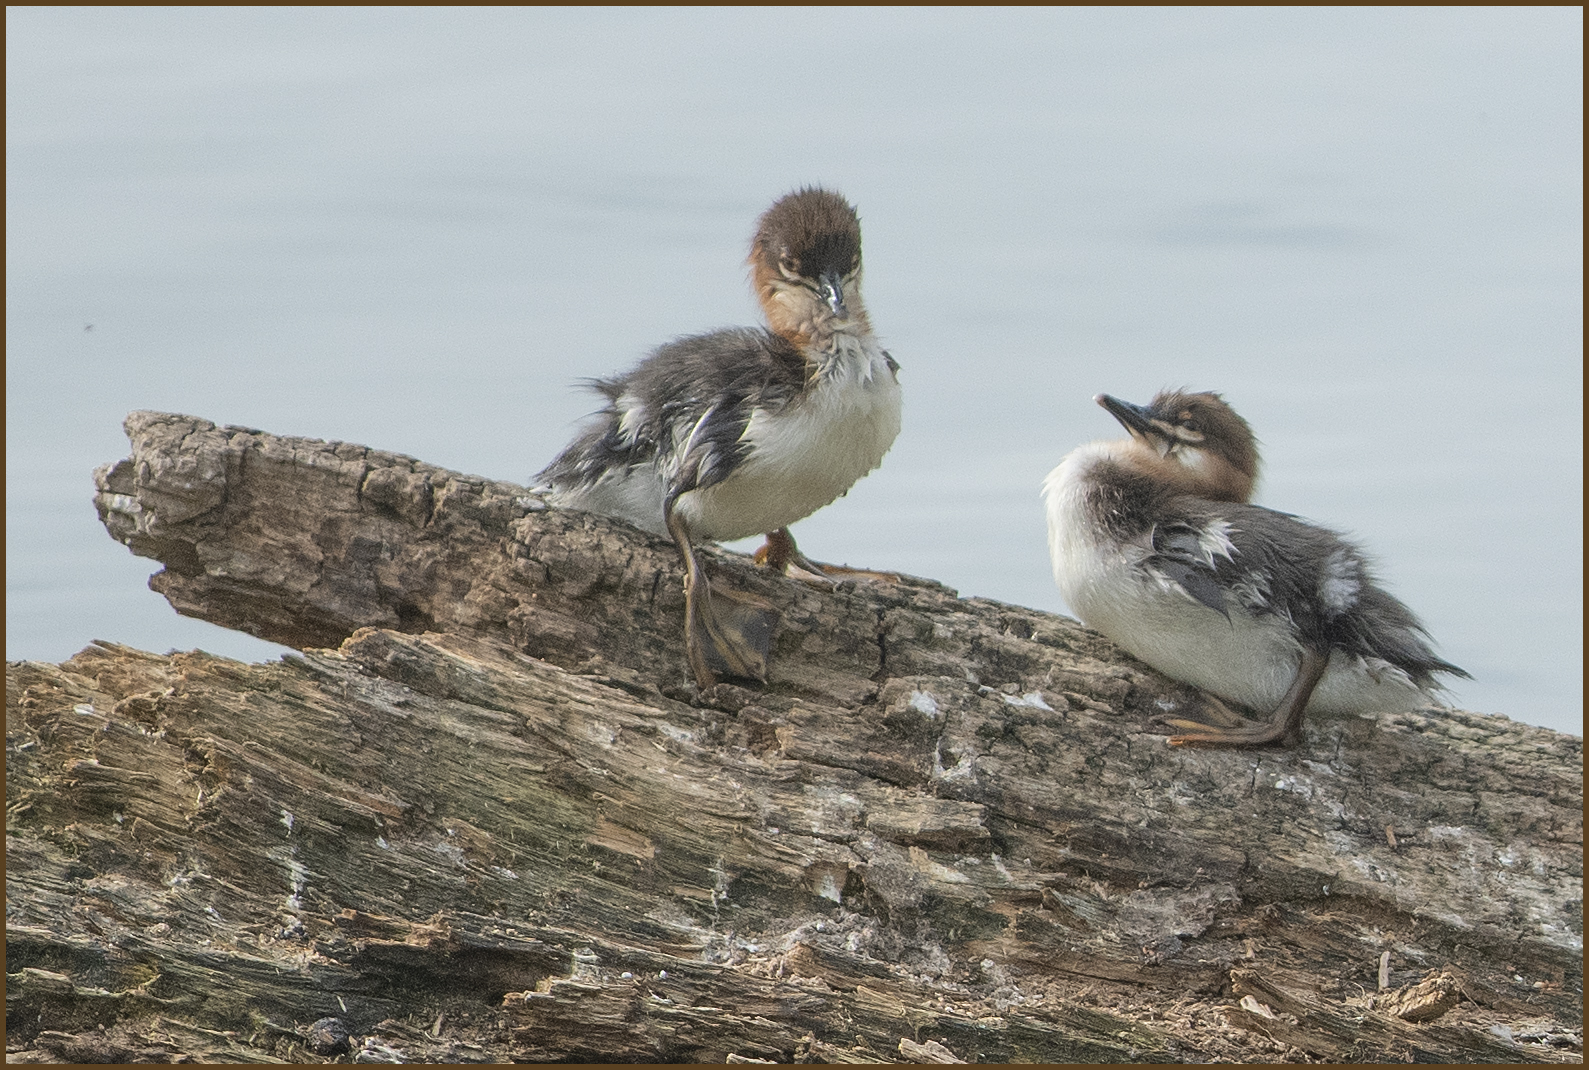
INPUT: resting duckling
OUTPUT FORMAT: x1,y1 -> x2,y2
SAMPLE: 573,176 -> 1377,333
1043,390 -> 1468,746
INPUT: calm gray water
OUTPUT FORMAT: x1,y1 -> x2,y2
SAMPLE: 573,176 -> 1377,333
7,8 -> 1582,735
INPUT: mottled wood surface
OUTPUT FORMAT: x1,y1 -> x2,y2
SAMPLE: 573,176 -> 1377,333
5,411 -> 1581,1063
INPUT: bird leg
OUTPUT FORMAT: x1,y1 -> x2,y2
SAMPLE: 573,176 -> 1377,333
666,504 -> 778,688
1164,648 -> 1331,748
752,527 -> 900,586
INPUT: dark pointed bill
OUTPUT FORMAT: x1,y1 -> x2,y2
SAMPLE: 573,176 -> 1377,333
1095,394 -> 1158,439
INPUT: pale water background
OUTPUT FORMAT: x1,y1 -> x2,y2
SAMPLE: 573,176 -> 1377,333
7,8 -> 1582,735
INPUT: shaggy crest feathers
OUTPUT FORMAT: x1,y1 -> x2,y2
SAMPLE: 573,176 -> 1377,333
749,187 -> 862,283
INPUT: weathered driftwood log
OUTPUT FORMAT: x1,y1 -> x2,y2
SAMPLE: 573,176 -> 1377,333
5,410 -> 1581,1063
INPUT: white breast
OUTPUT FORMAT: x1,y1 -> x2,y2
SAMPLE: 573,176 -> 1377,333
679,335 -> 901,541
1042,446 -> 1432,717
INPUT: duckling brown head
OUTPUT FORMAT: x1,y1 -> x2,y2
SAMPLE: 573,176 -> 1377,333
1096,390 -> 1260,503
749,187 -> 868,346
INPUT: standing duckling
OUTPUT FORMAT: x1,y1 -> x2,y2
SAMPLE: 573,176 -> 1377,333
538,188 -> 901,688
1043,390 -> 1468,747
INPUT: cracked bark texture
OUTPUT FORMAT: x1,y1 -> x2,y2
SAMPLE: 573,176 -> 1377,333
4,410 -> 1582,1063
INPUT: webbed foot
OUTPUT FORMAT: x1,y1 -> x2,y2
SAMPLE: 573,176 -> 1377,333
752,527 -> 901,587
689,582 -> 778,684
1161,649 -> 1330,749
668,503 -> 779,689
1165,713 -> 1296,748
1152,691 -> 1250,735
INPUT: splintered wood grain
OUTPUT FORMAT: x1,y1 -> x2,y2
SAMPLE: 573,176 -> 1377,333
10,631 -> 1581,1062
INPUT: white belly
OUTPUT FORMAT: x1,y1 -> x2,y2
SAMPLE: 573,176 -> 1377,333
676,341 -> 901,541
1043,451 -> 1430,718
